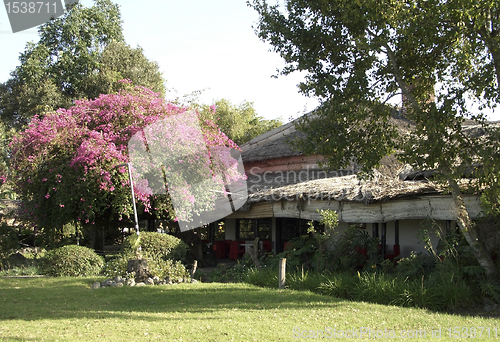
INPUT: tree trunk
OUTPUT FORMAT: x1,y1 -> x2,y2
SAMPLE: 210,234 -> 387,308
93,226 -> 105,252
448,178 -> 497,276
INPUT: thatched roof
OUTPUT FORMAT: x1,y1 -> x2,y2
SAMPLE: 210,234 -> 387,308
240,114 -> 418,163
240,121 -> 306,162
238,114 -> 500,208
245,170 -> 440,205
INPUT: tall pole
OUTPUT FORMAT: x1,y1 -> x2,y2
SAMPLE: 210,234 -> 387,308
117,163 -> 140,236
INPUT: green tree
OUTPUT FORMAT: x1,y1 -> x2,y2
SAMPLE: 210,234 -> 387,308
249,0 -> 500,275
0,0 -> 164,129
200,99 -> 282,145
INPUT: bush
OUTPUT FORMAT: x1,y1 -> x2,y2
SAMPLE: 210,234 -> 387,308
0,223 -> 18,269
121,232 -> 188,262
42,245 -> 104,277
209,262 -> 251,283
318,272 -> 358,299
245,266 -> 277,288
395,251 -> 436,279
286,269 -> 328,292
148,257 -> 189,282
103,233 -> 190,280
103,252 -> 190,282
102,252 -> 132,278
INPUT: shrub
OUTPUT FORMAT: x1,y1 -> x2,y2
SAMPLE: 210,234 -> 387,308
286,269 -> 328,292
209,263 -> 251,283
395,251 -> 435,280
245,266 -> 277,288
103,233 -> 190,280
272,237 -> 318,272
144,251 -> 189,281
102,252 -> 133,278
330,226 -> 381,272
121,232 -> 188,262
318,272 -> 358,299
103,252 -> 191,280
0,223 -> 18,269
42,245 -> 104,276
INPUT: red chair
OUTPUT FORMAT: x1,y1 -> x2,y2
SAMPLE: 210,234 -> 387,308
213,240 -> 227,259
262,240 -> 272,253
283,241 -> 292,251
229,240 -> 245,260
385,244 -> 400,260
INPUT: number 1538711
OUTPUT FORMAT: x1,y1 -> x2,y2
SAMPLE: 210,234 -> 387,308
5,2 -> 58,14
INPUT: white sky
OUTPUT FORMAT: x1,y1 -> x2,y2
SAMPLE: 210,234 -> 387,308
0,1 -> 497,122
0,0 -> 319,123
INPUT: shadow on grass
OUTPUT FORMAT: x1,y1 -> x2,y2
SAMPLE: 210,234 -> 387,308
0,277 -> 342,322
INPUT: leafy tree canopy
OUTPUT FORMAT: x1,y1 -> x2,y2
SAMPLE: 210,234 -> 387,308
199,99 -> 282,145
0,0 -> 164,129
249,0 -> 500,275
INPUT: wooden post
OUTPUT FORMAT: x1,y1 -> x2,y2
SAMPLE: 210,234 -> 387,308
250,237 -> 261,268
279,258 -> 286,289
191,260 -> 198,278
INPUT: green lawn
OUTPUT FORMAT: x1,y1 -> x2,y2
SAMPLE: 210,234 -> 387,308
0,277 -> 499,341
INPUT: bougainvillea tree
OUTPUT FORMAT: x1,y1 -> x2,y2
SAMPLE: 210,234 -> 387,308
9,82 -> 245,248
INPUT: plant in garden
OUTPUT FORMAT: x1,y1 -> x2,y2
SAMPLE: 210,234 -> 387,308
209,262 -> 251,283
0,223 -> 18,269
42,245 -> 104,276
8,85 -> 245,249
102,251 -> 189,281
318,209 -> 338,230
121,232 -> 189,262
104,232 -> 190,280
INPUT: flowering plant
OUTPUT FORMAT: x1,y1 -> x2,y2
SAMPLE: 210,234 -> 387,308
9,84 -> 245,239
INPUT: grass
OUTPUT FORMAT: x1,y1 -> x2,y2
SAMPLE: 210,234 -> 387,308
1,277 -> 500,341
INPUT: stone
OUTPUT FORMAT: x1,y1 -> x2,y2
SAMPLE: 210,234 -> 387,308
101,279 -> 114,287
92,281 -> 101,289
135,282 -> 146,287
126,278 -> 135,286
111,282 -> 123,287
128,259 -> 151,283
145,278 -> 154,286
114,276 -> 123,283
191,279 -> 199,284
152,276 -> 160,283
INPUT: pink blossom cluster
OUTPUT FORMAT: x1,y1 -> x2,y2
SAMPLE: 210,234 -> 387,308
9,85 -> 244,227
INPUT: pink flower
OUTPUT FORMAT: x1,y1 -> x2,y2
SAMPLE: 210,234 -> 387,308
7,85 -> 244,233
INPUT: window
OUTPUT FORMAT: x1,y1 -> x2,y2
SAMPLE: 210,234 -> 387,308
237,218 -> 272,240
257,218 -> 272,240
237,219 -> 255,240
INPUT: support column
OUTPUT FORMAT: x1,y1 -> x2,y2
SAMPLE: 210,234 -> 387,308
381,222 -> 387,259
372,223 -> 379,238
395,220 -> 399,245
